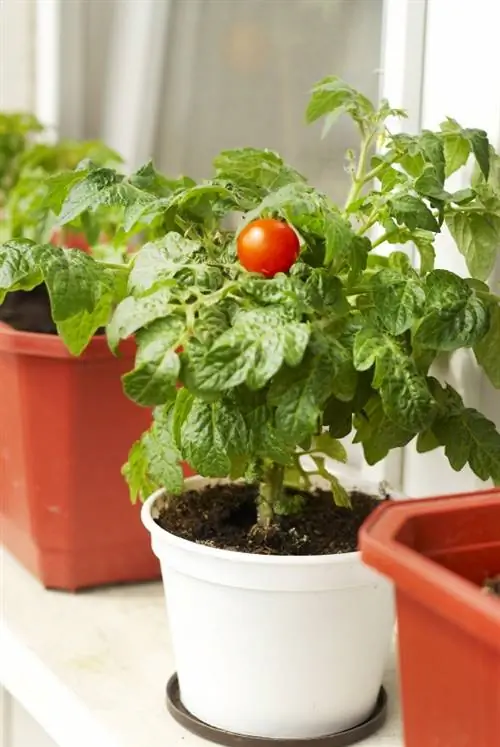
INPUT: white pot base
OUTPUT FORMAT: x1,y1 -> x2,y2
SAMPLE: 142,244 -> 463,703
166,674 -> 388,747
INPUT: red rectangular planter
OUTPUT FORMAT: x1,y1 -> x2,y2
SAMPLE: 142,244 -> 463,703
360,491 -> 500,747
0,323 -> 161,590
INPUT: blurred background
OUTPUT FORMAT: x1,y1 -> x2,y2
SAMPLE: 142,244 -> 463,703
1,0 -> 499,497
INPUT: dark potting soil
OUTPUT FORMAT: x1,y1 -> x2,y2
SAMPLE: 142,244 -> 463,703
483,575 -> 500,598
0,286 -> 57,334
0,285 -> 104,336
155,483 -> 384,555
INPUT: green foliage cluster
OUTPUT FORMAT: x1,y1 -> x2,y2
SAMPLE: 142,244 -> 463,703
2,77 -> 500,525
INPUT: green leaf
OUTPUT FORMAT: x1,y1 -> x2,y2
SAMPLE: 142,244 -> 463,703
122,317 -> 184,406
58,167 -> 121,223
353,328 -> 436,431
192,307 -> 310,392
181,399 -> 247,477
354,396 -> 414,464
414,270 -> 490,351
42,248 -> 112,321
443,132 -> 470,177
430,381 -> 500,482
324,212 -> 358,268
466,129 -> 490,180
123,406 -> 184,502
107,288 -> 172,353
214,148 -> 305,198
129,161 -> 191,198
306,76 -> 374,126
122,439 -> 156,504
414,165 -> 450,201
128,234 -> 208,295
474,304 -> 500,388
145,406 -> 185,493
322,471 -> 351,509
0,239 -> 44,300
372,268 -> 425,335
413,232 -> 436,275
0,240 -> 128,353
389,195 -> 440,232
322,397 -> 353,438
445,210 -> 500,280
43,170 -> 90,214
310,433 -> 347,463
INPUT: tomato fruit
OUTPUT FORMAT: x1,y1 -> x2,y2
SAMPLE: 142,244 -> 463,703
237,219 -> 299,277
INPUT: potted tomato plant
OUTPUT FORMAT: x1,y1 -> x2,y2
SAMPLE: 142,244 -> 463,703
0,122 -> 176,590
1,76 -> 500,741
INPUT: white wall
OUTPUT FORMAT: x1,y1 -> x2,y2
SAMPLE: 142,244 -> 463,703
0,0 -> 35,110
402,0 -> 500,497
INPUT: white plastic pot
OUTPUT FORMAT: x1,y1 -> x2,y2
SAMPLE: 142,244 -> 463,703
142,475 -> 394,740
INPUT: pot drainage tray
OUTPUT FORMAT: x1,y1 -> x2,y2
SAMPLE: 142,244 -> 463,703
166,674 -> 387,747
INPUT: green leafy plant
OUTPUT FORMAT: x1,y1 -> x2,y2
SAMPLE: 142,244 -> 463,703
2,76 -> 500,527
0,112 -> 44,208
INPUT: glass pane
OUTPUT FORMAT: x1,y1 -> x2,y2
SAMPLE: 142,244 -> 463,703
156,0 -> 384,201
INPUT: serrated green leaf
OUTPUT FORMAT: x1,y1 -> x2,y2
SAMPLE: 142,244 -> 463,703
123,406 -> 184,502
0,239 -> 45,300
310,433 -> 347,463
353,328 -> 436,431
354,396 -> 414,464
107,288 -> 172,352
42,247 -> 112,321
443,132 -> 471,177
389,195 -> 440,232
445,209 -> 500,280
181,399 -> 247,477
122,439 -> 156,504
474,304 -> 500,388
416,428 -> 440,453
413,232 -> 436,275
193,307 -> 310,392
430,381 -> 500,482
373,268 -> 425,335
322,397 -> 353,438
414,269 -> 490,351
172,388 -> 194,449
466,129 -> 490,180
122,317 -> 184,405
58,167 -> 121,223
306,76 -> 374,126
145,406 -> 184,493
214,147 -> 305,199
128,234 -> 208,295
414,164 -> 449,201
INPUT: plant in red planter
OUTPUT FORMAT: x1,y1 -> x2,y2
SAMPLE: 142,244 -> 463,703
1,76 -> 500,741
0,123 -> 166,590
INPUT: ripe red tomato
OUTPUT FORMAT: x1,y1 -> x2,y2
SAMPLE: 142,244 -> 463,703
237,219 -> 299,277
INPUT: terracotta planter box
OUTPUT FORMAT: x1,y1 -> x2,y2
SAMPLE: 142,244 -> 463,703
0,323 -> 161,590
360,490 -> 500,747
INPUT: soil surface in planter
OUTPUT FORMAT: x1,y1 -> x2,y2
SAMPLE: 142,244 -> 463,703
484,575 -> 500,598
0,286 -> 105,335
0,286 -> 57,333
155,483 -> 383,555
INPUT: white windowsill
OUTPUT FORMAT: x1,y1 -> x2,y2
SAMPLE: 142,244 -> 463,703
0,548 -> 403,747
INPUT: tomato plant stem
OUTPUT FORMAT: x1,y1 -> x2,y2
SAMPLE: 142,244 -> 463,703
257,463 -> 285,528
343,130 -> 376,211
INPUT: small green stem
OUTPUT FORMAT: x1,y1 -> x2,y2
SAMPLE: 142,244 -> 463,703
344,130 -> 377,211
371,232 -> 391,249
257,463 -> 285,528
